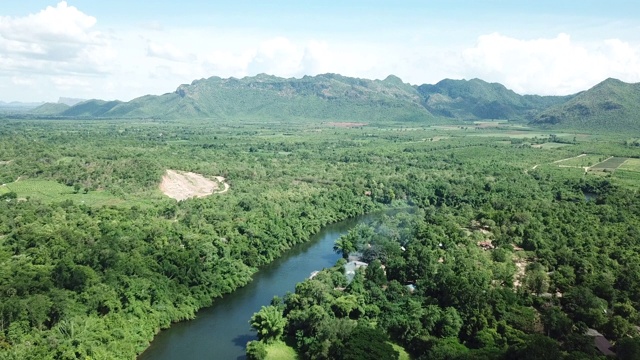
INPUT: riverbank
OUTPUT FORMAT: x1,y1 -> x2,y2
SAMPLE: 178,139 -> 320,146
138,207 -> 410,359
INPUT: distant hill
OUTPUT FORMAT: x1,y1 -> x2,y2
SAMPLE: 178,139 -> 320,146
533,78 -> 640,131
417,78 -> 572,121
21,74 -> 640,131
32,74 -> 435,122
30,102 -> 70,115
58,97 -> 86,106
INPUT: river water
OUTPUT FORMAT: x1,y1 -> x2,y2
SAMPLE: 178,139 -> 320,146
139,212 -> 390,360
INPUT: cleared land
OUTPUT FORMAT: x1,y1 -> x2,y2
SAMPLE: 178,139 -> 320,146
531,142 -> 572,149
590,157 -> 628,171
160,170 -> 229,201
1,179 -> 123,206
326,122 -> 367,128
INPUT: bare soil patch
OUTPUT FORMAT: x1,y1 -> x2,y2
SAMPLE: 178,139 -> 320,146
326,122 -> 367,128
160,170 -> 229,201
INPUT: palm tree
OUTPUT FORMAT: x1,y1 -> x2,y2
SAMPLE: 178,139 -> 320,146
249,305 -> 286,343
333,237 -> 355,259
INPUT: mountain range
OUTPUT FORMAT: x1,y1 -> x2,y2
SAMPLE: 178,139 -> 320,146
26,74 -> 640,131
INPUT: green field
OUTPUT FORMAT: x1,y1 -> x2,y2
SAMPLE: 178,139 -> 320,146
590,156 -> 630,170
619,158 -> 640,171
2,179 -> 131,206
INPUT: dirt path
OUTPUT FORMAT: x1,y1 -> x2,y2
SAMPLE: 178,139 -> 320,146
160,170 -> 230,201
527,153 -> 587,174
553,153 -> 586,164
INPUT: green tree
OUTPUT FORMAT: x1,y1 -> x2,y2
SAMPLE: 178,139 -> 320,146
250,305 -> 287,344
246,340 -> 267,360
334,236 -> 356,259
340,325 -> 399,360
617,337 -> 640,360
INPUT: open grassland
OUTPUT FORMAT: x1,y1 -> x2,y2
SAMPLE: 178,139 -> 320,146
2,179 -> 126,206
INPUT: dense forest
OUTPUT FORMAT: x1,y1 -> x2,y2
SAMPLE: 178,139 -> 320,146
0,116 -> 639,359
248,175 -> 640,359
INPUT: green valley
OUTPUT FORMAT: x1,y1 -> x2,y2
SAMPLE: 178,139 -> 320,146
0,74 -> 639,360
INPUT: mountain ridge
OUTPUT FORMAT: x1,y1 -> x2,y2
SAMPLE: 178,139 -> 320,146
26,74 -> 640,130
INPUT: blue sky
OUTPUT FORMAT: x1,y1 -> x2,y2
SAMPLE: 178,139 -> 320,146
1,1 -> 639,101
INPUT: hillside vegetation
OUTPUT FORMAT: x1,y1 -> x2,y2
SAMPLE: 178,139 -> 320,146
534,78 -> 640,131
32,74 -> 434,122
29,74 -> 640,132
417,78 -> 571,121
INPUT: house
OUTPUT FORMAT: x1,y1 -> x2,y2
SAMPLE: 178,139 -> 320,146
344,261 -> 368,283
585,328 -> 615,356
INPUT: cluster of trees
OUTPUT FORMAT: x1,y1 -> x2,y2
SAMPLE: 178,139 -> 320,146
249,174 -> 640,359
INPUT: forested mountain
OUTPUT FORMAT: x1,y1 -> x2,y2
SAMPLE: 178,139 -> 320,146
26,74 -> 640,130
417,79 -> 572,120
31,74 -> 434,122
533,78 -> 640,131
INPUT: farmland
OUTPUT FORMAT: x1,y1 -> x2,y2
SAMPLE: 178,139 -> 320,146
590,156 -> 630,171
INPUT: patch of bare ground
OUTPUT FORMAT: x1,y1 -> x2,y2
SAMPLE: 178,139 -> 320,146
513,256 -> 529,288
326,122 -> 367,128
160,170 -> 229,201
553,153 -> 586,164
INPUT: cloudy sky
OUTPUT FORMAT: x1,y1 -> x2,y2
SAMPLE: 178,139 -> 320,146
1,1 -> 639,102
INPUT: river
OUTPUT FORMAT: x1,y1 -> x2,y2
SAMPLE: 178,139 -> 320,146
139,211 -> 394,360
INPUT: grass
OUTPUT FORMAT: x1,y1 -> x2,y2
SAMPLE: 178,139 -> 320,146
613,170 -> 640,189
264,341 -> 298,360
3,179 -> 125,207
260,340 -> 409,360
531,142 -> 572,149
391,342 -> 411,360
619,158 -> 640,172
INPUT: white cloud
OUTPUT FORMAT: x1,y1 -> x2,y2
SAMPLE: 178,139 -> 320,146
460,33 -> 640,95
246,37 -> 304,77
11,76 -> 34,86
2,3 -> 640,102
0,1 -> 110,66
147,42 -> 195,62
0,1 -> 116,100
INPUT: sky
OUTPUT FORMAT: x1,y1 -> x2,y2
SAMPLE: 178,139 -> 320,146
1,1 -> 639,102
